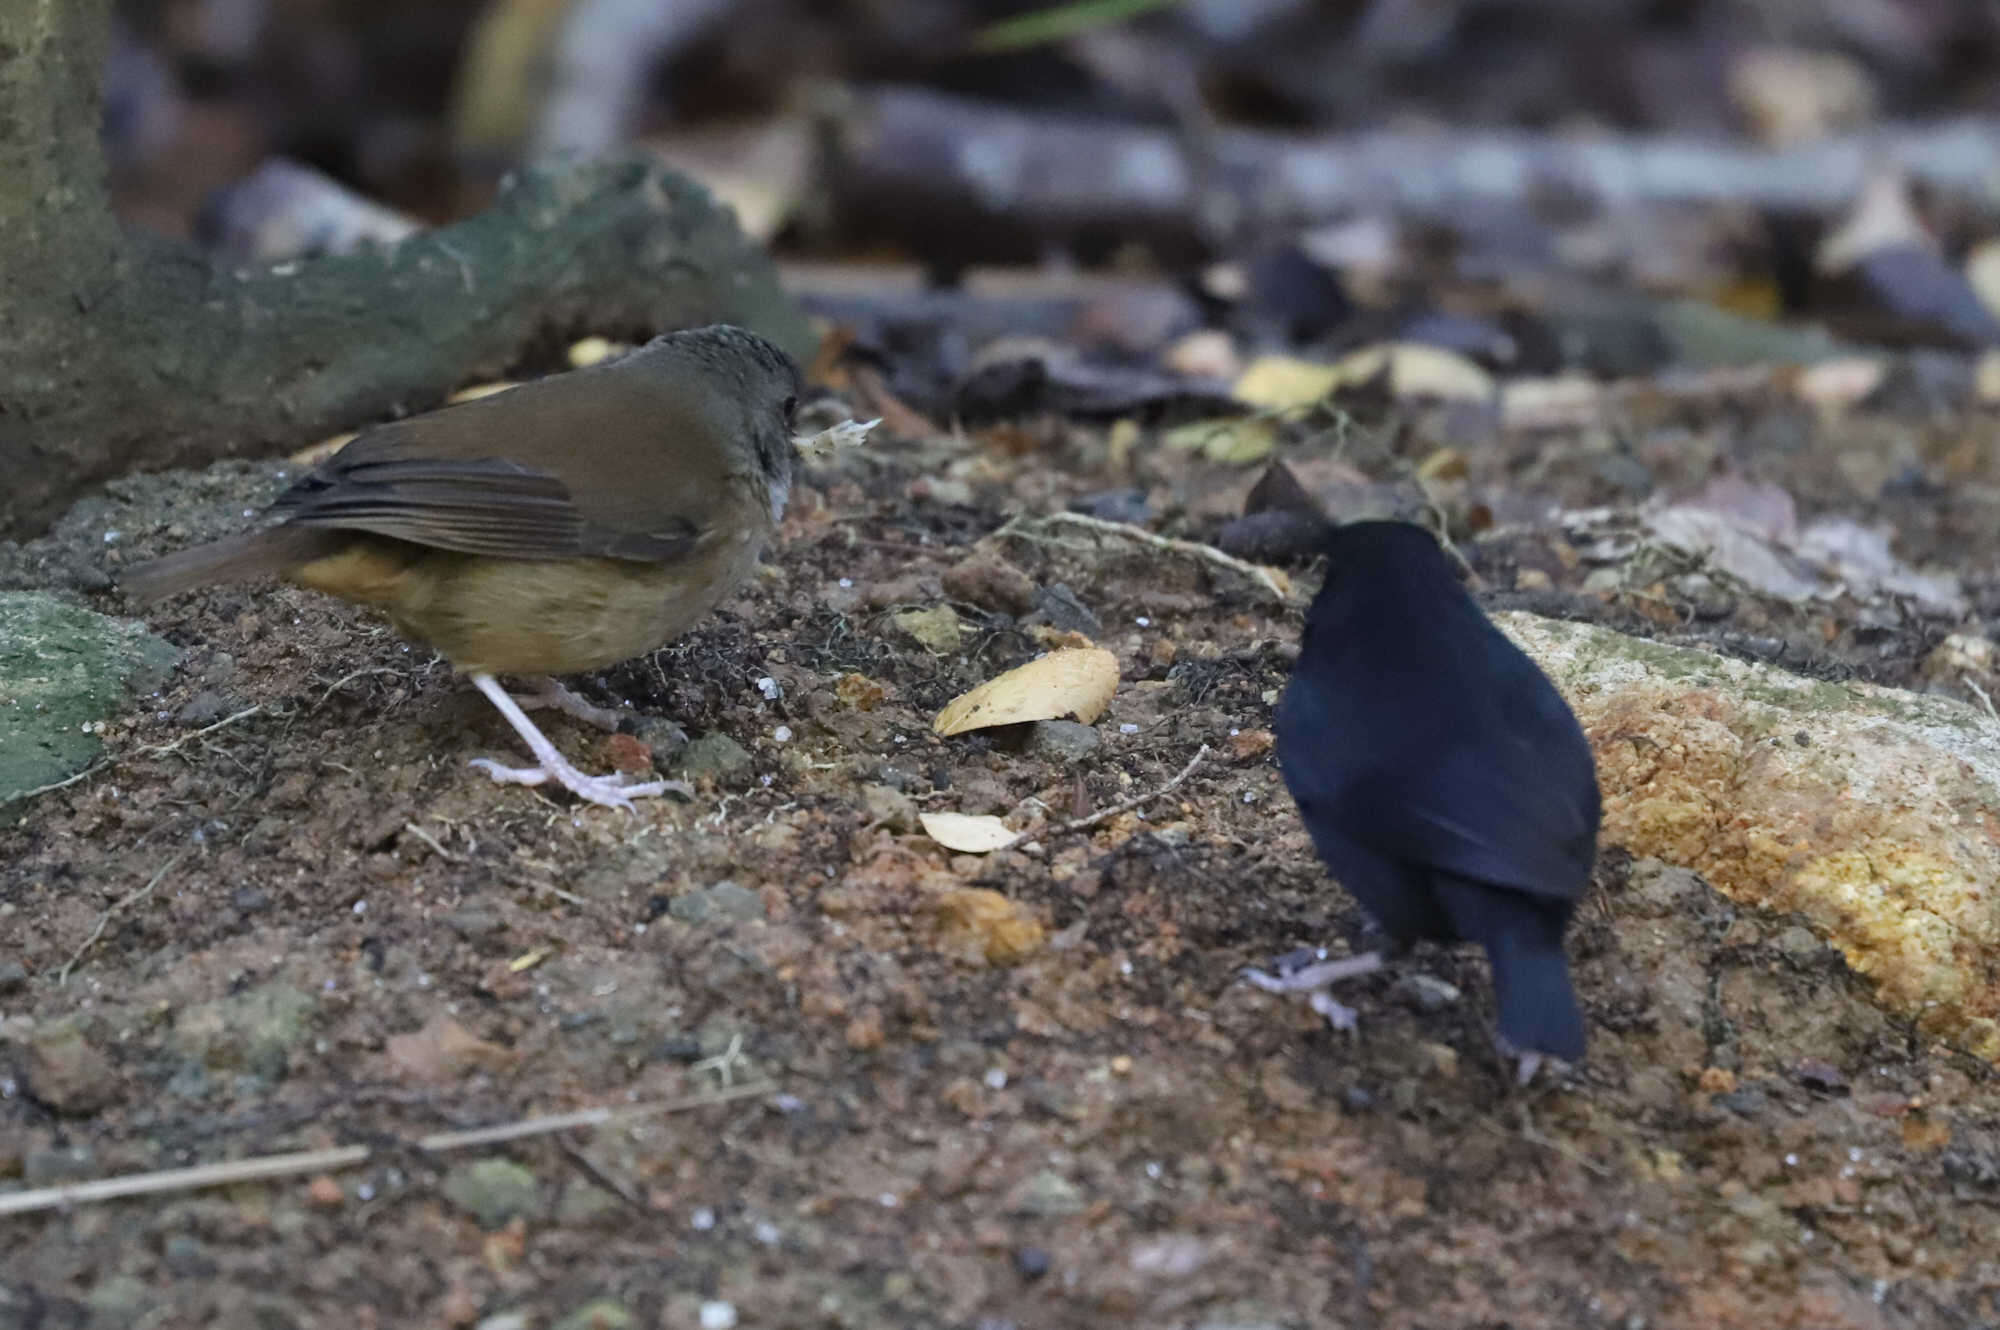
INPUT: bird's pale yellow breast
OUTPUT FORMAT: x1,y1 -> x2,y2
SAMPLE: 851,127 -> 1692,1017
288,518 -> 768,676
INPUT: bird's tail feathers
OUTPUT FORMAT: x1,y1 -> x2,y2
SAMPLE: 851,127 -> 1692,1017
120,527 -> 333,603
1433,875 -> 1586,1061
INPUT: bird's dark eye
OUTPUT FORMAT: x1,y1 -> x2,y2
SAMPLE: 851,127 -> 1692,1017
781,394 -> 798,421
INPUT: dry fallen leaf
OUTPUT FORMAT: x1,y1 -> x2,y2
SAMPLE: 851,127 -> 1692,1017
1354,343 -> 1495,402
1231,355 -> 1343,411
567,336 -> 628,368
918,812 -> 1020,854
449,381 -> 518,404
930,887 -> 1044,963
933,647 -> 1119,735
1233,344 -> 1494,412
1162,416 -> 1278,465
644,117 -> 813,244
1793,356 -> 1887,413
288,431 -> 357,466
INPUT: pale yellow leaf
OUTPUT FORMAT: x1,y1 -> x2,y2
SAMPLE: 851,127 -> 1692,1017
933,647 -> 1119,735
568,336 -> 628,368
1232,355 -> 1345,411
449,381 -> 517,403
1371,342 -> 1494,402
1234,344 -> 1492,411
918,812 -> 1021,854
1162,329 -> 1242,380
288,432 -> 357,466
1162,417 -> 1277,464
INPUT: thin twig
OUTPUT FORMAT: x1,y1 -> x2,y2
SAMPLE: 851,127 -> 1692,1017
400,821 -> 461,863
1478,1111 -> 1611,1178
0,1079 -> 773,1217
1054,745 -> 1209,837
58,850 -> 191,985
1966,675 -> 1998,723
558,1137 -> 648,1212
312,666 -> 406,712
4,706 -> 265,807
994,512 -> 1292,604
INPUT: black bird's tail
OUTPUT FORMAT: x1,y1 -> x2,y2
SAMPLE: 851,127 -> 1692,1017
1433,875 -> 1586,1061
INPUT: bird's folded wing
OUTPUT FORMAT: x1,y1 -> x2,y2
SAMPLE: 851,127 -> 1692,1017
273,457 -> 699,562
1332,742 -> 1596,903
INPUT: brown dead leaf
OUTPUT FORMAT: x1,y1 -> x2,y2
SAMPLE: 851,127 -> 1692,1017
835,673 -> 888,711
930,888 -> 1044,965
385,1015 -> 514,1085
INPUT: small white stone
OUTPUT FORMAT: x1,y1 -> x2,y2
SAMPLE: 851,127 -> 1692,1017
699,1301 -> 738,1330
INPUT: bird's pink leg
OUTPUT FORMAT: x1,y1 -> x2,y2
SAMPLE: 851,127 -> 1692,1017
1241,949 -> 1384,1033
509,676 -> 628,733
467,672 -> 689,811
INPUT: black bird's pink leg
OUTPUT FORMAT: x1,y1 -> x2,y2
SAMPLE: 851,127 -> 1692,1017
1241,948 -> 1385,1033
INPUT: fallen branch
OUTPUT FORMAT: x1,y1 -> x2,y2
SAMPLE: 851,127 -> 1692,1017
825,85 -> 2000,263
0,1080 -> 773,1217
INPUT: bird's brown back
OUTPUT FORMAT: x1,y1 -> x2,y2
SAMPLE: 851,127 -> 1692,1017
279,350 -> 747,563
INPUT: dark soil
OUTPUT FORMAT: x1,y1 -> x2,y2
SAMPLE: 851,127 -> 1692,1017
5,391 -> 2000,1330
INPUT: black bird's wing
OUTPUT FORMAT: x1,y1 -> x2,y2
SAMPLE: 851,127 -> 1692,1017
1277,529 -> 1598,908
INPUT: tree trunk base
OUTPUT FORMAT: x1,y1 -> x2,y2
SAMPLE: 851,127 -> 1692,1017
1,155 -> 810,541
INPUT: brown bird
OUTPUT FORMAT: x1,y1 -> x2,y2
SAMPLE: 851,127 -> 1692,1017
123,324 -> 802,810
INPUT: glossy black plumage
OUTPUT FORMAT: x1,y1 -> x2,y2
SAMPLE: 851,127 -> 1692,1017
1274,521 -> 1600,1061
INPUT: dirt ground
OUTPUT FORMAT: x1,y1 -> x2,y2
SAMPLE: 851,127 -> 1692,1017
6,382 -> 2000,1330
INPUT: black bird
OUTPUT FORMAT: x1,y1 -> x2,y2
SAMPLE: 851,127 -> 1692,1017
1251,521 -> 1601,1080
